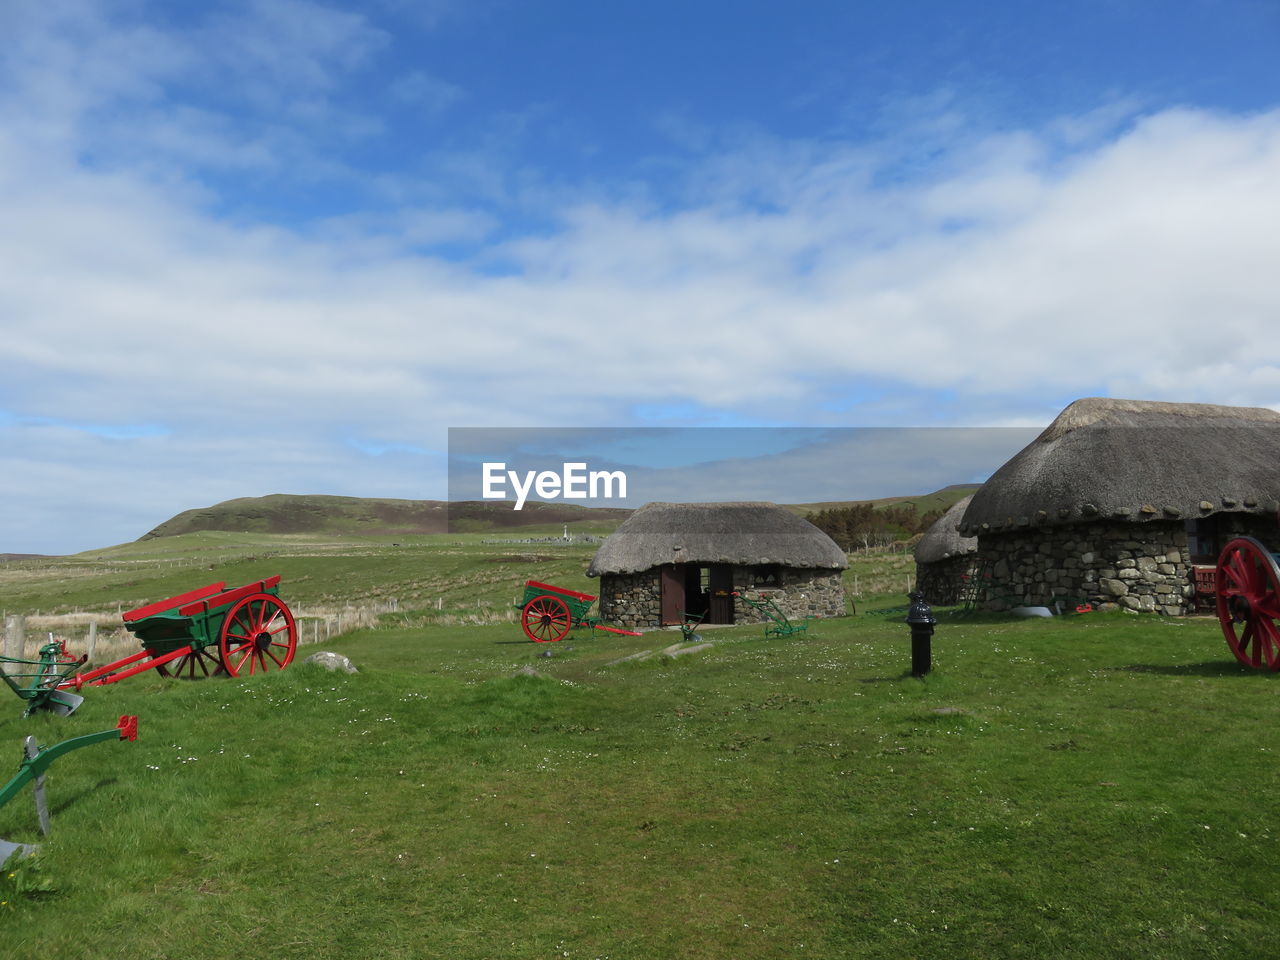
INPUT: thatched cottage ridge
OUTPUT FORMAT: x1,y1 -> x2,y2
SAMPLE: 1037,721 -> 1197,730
588,501 -> 847,628
914,494 -> 978,606
962,398 -> 1280,614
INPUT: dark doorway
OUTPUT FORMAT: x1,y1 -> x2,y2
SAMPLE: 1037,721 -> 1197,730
661,564 -> 734,625
707,564 -> 735,624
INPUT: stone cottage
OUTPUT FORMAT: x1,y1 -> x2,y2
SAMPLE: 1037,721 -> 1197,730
587,501 -> 848,628
914,494 -> 979,606
958,397 -> 1280,614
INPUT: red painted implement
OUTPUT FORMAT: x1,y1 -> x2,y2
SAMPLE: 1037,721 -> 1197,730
516,580 -> 642,643
60,577 -> 298,689
1215,538 -> 1280,670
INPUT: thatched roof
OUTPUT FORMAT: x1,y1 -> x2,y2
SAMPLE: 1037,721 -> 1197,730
915,495 -> 978,564
959,397 -> 1280,535
587,502 -> 847,576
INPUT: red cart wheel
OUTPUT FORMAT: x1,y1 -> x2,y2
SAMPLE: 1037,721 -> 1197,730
219,593 -> 297,677
157,647 -> 227,679
521,595 -> 571,642
1216,537 -> 1280,670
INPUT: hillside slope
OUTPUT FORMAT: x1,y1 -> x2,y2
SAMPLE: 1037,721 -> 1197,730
139,486 -> 979,542
139,494 -> 634,540
140,494 -> 448,539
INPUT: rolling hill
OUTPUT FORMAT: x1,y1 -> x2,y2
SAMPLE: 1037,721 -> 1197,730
139,494 -> 634,540
137,486 -> 980,543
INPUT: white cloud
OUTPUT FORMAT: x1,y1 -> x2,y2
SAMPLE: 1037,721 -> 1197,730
8,107 -> 1280,428
4,7 -> 1280,551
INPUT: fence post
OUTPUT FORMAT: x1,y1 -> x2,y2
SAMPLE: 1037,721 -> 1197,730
87,621 -> 98,663
4,615 -> 26,674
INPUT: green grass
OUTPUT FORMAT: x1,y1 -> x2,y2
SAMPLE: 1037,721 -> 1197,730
0,531 -> 607,620
0,597 -> 1276,958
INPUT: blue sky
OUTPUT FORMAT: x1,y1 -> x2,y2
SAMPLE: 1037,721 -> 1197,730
3,1 -> 1280,553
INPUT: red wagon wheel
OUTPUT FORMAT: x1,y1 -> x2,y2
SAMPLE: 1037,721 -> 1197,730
219,593 -> 298,677
1216,537 -> 1280,670
156,647 -> 227,679
521,595 -> 572,643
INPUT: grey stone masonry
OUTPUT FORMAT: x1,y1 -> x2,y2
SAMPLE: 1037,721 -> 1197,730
598,566 -> 846,628
731,567 -> 846,624
975,516 -> 1279,615
597,570 -> 662,627
915,555 -> 979,606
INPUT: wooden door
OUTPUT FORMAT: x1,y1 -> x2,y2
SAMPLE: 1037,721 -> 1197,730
660,564 -> 686,625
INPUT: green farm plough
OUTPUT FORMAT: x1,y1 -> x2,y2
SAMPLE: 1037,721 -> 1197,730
0,637 -> 88,718
0,716 -> 138,862
732,591 -> 813,638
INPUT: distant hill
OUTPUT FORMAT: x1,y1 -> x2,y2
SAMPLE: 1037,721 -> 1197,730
140,495 -> 449,539
139,494 -> 634,540
139,486 -> 980,542
783,484 -> 980,517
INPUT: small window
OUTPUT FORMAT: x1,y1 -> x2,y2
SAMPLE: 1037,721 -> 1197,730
753,565 -> 781,587
1186,517 -> 1220,564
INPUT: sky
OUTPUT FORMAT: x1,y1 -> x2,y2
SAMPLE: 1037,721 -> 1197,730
2,0 -> 1279,554
447,427 -> 1039,513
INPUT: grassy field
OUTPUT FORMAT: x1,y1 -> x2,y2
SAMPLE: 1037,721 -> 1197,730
1,537 -> 1276,958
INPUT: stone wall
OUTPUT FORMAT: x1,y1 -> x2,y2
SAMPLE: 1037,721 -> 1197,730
597,565 -> 847,628
597,570 -> 661,627
732,567 -> 846,623
915,555 -> 978,606
976,515 -> 1279,615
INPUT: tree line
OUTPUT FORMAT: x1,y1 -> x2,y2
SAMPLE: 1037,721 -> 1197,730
805,503 -> 944,552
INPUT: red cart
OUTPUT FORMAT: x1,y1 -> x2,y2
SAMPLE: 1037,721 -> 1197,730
517,580 -> 642,643
63,576 -> 298,688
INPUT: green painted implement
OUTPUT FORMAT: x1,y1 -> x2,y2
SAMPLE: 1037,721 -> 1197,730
0,638 -> 88,717
0,715 -> 138,862
732,591 -> 813,638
